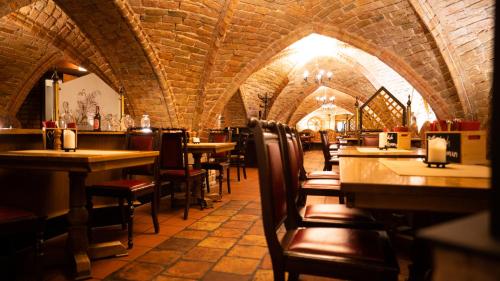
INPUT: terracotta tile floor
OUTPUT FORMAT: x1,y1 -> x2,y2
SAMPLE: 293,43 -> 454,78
40,150 -> 409,281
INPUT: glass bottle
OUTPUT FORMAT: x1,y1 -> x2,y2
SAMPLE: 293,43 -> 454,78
140,114 -> 150,128
93,106 -> 101,131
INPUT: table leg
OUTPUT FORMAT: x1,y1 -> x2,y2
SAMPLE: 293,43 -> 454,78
191,152 -> 213,207
67,172 -> 91,280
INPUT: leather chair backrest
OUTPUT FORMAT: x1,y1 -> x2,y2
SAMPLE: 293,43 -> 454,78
362,135 -> 379,146
250,119 -> 288,233
160,129 -> 188,171
319,130 -> 331,160
125,127 -> 160,176
208,129 -> 231,159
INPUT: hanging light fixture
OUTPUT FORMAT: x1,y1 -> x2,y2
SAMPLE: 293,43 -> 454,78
315,87 -> 336,111
303,68 -> 333,84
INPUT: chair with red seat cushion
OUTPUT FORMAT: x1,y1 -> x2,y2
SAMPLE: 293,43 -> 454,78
86,127 -> 161,249
0,206 -> 45,281
249,118 -> 399,281
200,129 -> 231,195
279,124 -> 379,229
159,128 -> 206,220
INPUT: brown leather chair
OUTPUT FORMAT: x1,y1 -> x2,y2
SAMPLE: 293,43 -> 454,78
201,129 -> 231,195
250,119 -> 399,281
160,128 -> 206,220
362,134 -> 379,146
86,127 -> 161,249
0,206 -> 45,281
292,128 -> 339,181
279,124 -> 380,229
319,130 -> 339,171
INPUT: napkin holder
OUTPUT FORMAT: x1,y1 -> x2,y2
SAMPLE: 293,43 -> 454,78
386,132 -> 411,150
42,127 -> 60,150
425,131 -> 486,164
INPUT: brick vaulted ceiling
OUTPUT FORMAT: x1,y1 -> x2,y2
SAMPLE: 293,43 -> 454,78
0,0 -> 494,130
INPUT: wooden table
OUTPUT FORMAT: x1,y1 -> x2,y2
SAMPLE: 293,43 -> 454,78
339,157 -> 490,213
187,142 -> 236,168
0,149 -> 159,280
337,146 -> 426,158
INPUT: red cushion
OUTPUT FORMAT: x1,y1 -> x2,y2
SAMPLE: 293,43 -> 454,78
303,179 -> 341,190
90,179 -> 154,191
160,169 -> 205,177
303,204 -> 372,221
306,171 -> 339,179
0,207 -> 36,223
285,228 -> 387,263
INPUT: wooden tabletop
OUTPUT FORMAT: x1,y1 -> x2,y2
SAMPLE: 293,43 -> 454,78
187,142 -> 236,154
337,146 -> 425,158
0,149 -> 159,172
340,157 -> 490,212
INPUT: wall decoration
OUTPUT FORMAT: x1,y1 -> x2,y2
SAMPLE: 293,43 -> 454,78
59,73 -> 121,130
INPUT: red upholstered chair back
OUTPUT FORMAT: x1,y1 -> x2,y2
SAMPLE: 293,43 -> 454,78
250,119 -> 288,235
208,129 -> 231,159
125,127 -> 160,176
160,129 -> 188,171
362,134 -> 379,146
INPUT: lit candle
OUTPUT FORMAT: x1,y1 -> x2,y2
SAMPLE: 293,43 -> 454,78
427,137 -> 447,163
63,129 -> 76,150
378,132 -> 387,148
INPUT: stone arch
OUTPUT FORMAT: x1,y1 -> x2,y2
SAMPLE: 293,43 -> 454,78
202,22 -> 457,132
53,0 -> 179,127
5,1 -> 121,114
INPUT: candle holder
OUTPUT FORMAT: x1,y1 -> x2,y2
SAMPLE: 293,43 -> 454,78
423,160 -> 450,168
62,128 -> 78,152
425,137 -> 448,168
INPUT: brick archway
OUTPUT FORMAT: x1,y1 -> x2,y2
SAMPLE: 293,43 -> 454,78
202,23 -> 457,132
53,0 -> 179,127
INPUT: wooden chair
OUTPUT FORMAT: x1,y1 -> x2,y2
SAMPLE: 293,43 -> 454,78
159,128 -> 206,220
0,207 -> 44,281
249,118 -> 399,281
319,130 -> 339,171
229,132 -> 248,181
279,124 -> 380,229
200,129 -> 231,195
292,128 -> 340,181
362,134 -> 379,146
86,127 -> 160,249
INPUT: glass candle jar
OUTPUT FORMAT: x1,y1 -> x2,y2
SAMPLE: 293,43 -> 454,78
140,114 -> 150,128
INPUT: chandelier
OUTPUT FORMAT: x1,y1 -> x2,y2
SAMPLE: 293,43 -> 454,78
316,94 -> 336,111
303,69 -> 333,84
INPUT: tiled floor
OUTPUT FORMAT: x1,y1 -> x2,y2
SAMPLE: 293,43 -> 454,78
40,150 -> 409,281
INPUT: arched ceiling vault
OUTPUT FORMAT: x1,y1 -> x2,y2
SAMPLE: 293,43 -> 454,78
204,0 -> 466,130
0,0 -> 493,131
4,0 -> 121,114
289,87 -> 356,126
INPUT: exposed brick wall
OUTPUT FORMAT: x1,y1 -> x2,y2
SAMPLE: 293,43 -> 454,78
223,89 -> 247,127
410,0 -> 494,126
0,0 -> 494,132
